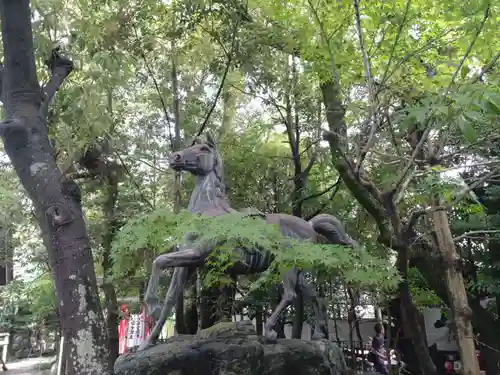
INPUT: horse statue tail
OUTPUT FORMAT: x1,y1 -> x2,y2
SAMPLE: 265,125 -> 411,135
309,213 -> 359,247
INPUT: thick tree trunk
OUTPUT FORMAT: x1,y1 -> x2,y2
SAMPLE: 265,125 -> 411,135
0,1 -> 111,373
431,206 -> 480,375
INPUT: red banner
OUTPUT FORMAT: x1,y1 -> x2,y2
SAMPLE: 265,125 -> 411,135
118,304 -> 129,354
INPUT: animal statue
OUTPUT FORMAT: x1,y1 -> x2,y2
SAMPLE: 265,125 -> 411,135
139,132 -> 359,350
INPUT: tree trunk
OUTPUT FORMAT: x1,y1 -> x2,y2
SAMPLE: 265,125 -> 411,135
431,205 -> 480,375
101,178 -> 119,365
0,1 -> 111,373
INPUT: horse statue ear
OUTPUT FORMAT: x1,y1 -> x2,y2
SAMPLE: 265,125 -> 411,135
206,131 -> 217,148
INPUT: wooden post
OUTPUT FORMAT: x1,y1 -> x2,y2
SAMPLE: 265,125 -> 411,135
0,333 -> 10,364
56,336 -> 67,375
431,203 -> 480,375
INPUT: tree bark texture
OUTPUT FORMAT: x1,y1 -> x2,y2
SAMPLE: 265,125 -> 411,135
0,1 -> 112,374
431,205 -> 480,375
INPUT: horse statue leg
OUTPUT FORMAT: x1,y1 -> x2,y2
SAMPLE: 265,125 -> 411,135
140,266 -> 189,350
139,244 -> 212,350
263,267 -> 299,340
144,245 -> 179,321
297,272 -> 329,340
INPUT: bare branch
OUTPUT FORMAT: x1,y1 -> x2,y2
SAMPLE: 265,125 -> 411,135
303,152 -> 317,176
383,28 -> 461,87
448,4 -> 490,88
471,49 -> 500,84
306,0 -> 340,83
453,166 -> 500,203
392,124 -> 433,195
194,17 -> 240,141
404,205 -> 448,236
66,171 -> 97,181
304,178 -> 343,221
385,110 -> 402,156
297,174 -> 339,206
132,24 -> 174,149
115,152 -> 154,210
299,138 -> 322,157
394,172 -> 414,204
404,167 -> 500,235
378,0 -> 412,91
453,230 -> 500,242
353,0 -> 378,174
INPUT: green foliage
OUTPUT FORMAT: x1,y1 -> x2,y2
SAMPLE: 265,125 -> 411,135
407,268 -> 442,308
112,208 -> 401,291
0,276 -> 57,332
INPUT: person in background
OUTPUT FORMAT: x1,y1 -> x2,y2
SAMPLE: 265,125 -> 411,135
371,322 -> 389,375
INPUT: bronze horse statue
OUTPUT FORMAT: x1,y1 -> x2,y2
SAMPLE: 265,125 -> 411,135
139,132 -> 359,349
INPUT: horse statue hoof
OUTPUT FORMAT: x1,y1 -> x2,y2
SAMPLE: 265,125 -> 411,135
264,329 -> 278,341
146,300 -> 162,321
138,338 -> 155,351
311,331 -> 327,340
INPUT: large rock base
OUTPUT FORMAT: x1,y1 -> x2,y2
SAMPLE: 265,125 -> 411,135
115,321 -> 347,375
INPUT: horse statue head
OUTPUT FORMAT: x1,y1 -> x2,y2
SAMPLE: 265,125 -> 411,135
169,132 -> 224,182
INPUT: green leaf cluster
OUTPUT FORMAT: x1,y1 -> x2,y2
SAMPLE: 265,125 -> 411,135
112,209 -> 401,291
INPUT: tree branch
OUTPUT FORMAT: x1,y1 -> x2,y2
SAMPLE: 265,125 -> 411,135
303,153 -> 317,177
404,167 -> 500,235
383,28 -> 460,87
306,0 -> 340,83
296,177 -> 341,206
453,230 -> 500,242
454,166 -> 500,202
114,152 -> 154,210
194,16 -> 240,141
132,24 -> 174,149
471,49 -> 500,84
353,0 -> 379,174
392,124 -> 433,195
378,0 -> 411,90
448,4 -> 490,89
304,178 -> 342,221
40,47 -> 74,119
404,205 -> 448,236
